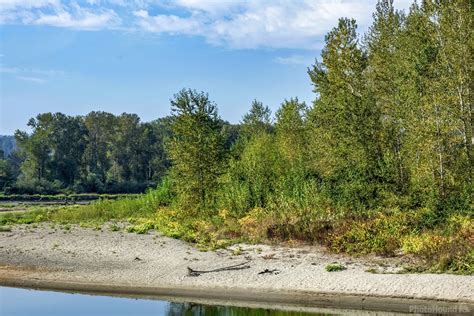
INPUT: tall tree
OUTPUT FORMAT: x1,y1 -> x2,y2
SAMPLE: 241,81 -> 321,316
110,113 -> 143,183
308,18 -> 381,208
48,113 -> 86,186
274,98 -> 310,207
83,111 -> 117,185
168,89 -> 225,210
365,0 -> 407,192
275,98 -> 307,166
15,114 -> 54,182
432,0 -> 473,194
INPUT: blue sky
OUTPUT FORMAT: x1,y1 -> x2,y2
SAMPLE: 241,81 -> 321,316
0,0 -> 412,135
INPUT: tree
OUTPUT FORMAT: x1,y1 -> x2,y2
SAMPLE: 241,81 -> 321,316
110,113 -> 143,183
241,99 -> 272,138
0,154 -> 13,191
274,98 -> 309,205
307,18 -> 381,209
219,102 -> 277,214
395,1 -> 462,205
83,111 -> 117,186
275,98 -> 307,165
48,113 -> 86,187
148,117 -> 173,181
15,114 -> 54,182
168,89 -> 225,211
431,0 -> 473,198
365,0 -> 407,192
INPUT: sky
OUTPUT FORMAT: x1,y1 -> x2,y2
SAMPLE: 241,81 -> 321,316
0,0 -> 412,135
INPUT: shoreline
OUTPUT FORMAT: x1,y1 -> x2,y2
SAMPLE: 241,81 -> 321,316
1,224 -> 473,314
2,271 -> 472,315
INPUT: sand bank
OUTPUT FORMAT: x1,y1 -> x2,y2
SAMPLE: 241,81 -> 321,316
0,224 -> 472,314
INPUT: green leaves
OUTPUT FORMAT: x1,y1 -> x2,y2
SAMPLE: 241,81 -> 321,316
168,89 -> 225,211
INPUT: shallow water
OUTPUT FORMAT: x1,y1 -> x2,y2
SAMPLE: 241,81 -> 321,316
0,286 -> 334,316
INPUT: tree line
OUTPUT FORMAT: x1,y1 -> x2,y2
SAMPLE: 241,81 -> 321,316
168,0 -> 472,215
1,0 -> 472,216
1,113 -> 171,193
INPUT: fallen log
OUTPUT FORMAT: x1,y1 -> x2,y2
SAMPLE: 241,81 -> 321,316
187,260 -> 251,277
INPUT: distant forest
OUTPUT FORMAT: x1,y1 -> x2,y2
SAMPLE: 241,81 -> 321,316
0,113 -> 239,194
0,136 -> 16,157
1,0 -> 472,214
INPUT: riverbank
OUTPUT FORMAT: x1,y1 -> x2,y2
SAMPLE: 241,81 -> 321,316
0,224 -> 472,314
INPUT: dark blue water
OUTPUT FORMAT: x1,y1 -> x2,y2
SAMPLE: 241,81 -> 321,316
0,287 -> 334,316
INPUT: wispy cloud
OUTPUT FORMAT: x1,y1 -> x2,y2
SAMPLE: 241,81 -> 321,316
1,65 -> 65,83
33,5 -> 120,30
0,0 -> 413,49
16,75 -> 46,84
274,55 -> 314,66
133,9 -> 203,35
0,0 -> 120,30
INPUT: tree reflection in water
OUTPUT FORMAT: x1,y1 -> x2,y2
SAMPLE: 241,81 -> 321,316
166,302 -> 335,316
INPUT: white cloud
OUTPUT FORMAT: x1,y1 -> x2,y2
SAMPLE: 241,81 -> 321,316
133,10 -> 203,34
0,0 -> 59,9
0,0 -> 413,49
0,0 -> 119,29
131,0 -> 385,49
34,7 -> 120,30
16,76 -> 46,84
274,55 -> 314,65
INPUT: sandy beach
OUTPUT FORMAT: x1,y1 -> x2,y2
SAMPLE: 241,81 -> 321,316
0,224 -> 472,314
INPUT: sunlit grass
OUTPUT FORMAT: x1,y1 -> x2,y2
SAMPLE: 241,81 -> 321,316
1,186 -> 472,275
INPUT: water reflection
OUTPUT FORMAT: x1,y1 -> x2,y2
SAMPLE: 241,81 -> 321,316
0,287 -> 334,316
166,302 -> 329,316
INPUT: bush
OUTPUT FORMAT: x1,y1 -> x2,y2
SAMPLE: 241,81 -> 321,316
325,263 -> 346,272
402,215 -> 473,274
326,208 -> 441,255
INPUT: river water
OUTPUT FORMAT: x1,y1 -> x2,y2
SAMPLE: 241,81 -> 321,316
0,286 -> 335,316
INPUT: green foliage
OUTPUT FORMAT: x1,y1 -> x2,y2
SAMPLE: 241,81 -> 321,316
325,263 -> 346,272
126,220 -> 155,234
241,100 -> 273,138
108,223 -> 120,232
168,89 -> 225,211
11,111 -> 172,194
401,214 -> 473,274
2,0 -> 473,275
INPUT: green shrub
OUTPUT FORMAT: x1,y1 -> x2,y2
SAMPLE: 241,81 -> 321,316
325,263 -> 346,272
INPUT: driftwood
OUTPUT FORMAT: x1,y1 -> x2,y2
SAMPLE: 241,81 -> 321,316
187,260 -> 251,276
257,268 -> 280,275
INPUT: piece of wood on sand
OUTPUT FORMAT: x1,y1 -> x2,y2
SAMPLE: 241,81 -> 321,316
187,260 -> 251,276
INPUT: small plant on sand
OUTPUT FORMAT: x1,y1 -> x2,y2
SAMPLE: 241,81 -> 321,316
108,224 -> 120,232
126,221 -> 155,234
325,263 -> 346,272
232,246 -> 243,256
